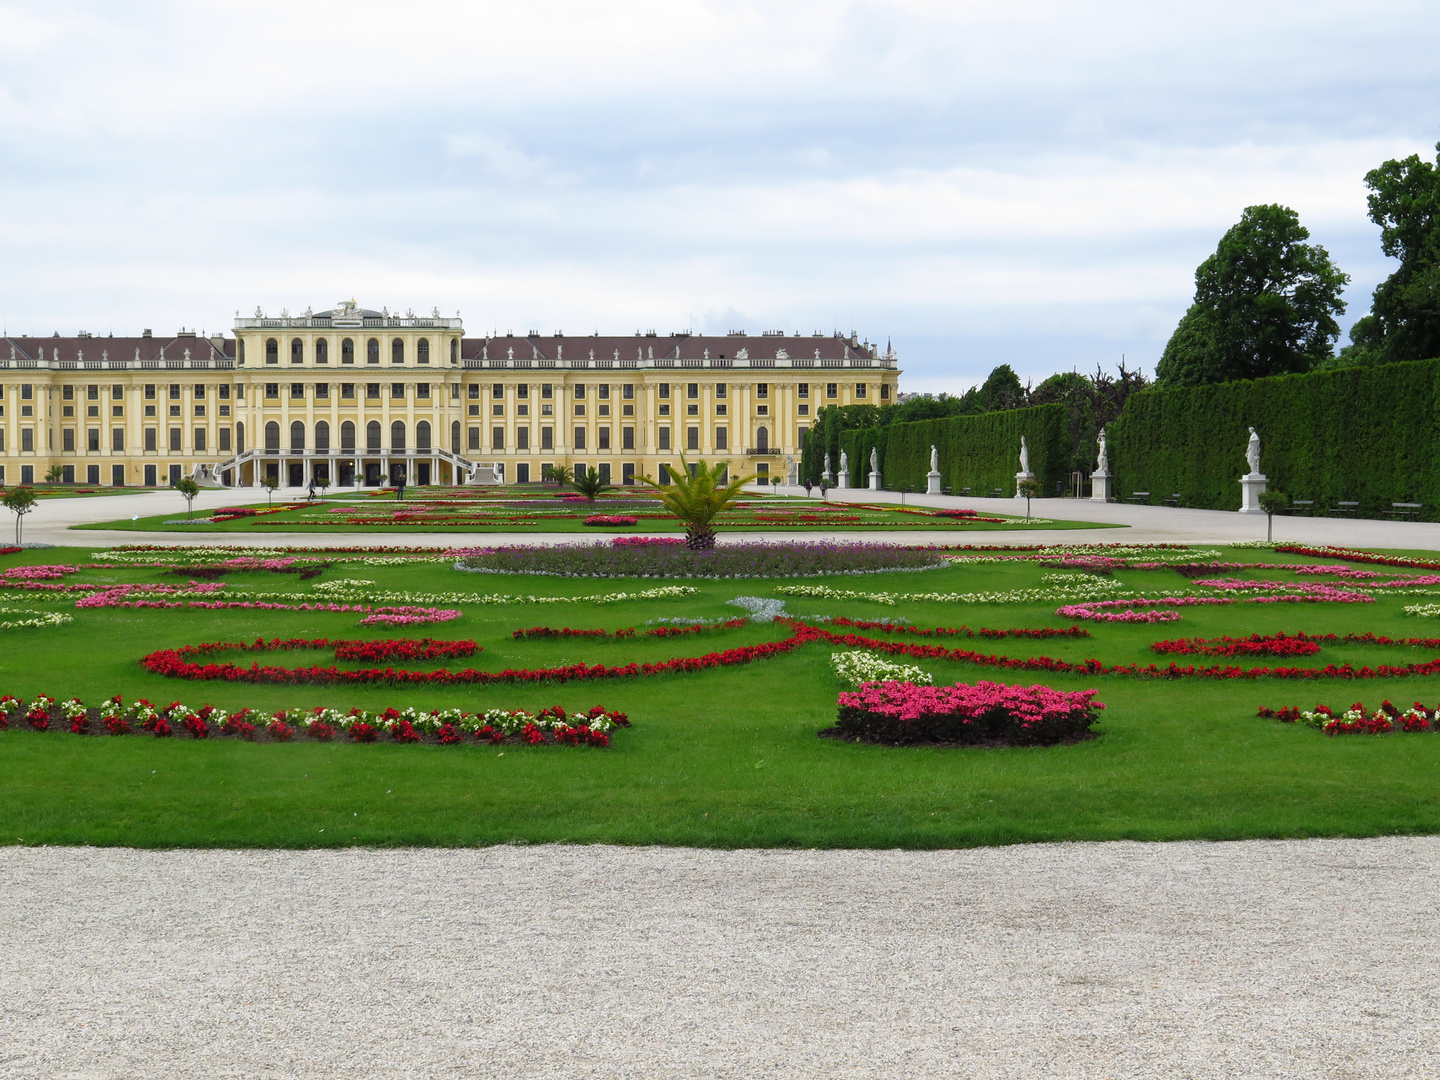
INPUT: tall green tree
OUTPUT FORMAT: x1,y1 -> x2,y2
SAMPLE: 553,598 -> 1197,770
1341,143 -> 1440,367
1156,204 -> 1348,386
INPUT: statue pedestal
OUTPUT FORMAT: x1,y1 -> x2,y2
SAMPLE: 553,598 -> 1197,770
926,470 -> 942,495
1238,473 -> 1268,514
1014,470 -> 1035,498
1090,471 -> 1113,503
836,472 -> 849,490
868,470 -> 882,491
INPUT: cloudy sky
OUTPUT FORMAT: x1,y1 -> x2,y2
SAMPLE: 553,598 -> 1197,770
1,0 -> 1437,392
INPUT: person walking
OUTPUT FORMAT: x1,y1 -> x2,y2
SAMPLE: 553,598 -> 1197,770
818,478 -> 828,501
306,478 -> 317,503
804,479 -> 813,498
396,469 -> 406,501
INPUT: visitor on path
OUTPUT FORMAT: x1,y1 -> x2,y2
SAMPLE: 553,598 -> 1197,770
804,479 -> 813,497
396,470 -> 407,501
818,479 -> 828,500
306,479 -> 317,502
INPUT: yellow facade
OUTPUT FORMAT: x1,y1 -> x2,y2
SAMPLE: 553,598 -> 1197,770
0,303 -> 900,488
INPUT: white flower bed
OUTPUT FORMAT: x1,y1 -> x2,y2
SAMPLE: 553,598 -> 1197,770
773,580 -> 1128,607
0,607 -> 74,630
830,650 -> 933,688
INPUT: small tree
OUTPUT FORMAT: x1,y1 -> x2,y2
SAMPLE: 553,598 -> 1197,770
315,475 -> 331,497
261,474 -> 280,507
44,465 -> 65,485
638,453 -> 755,549
1017,477 -> 1042,520
3,486 -> 36,544
1258,490 -> 1289,543
571,466 -> 614,502
541,464 -> 573,487
174,475 -> 201,519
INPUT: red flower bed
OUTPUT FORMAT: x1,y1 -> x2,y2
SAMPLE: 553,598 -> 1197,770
1150,633 -> 1324,658
172,637 -> 479,663
584,515 -> 639,526
832,679 -> 1103,746
825,617 -> 1090,640
1274,545 -> 1440,571
0,546 -> 21,556
933,509 -> 978,518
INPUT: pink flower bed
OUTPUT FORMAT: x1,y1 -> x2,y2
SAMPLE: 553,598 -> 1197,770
357,606 -> 462,627
832,678 -> 1103,746
611,536 -> 685,547
584,515 -> 639,527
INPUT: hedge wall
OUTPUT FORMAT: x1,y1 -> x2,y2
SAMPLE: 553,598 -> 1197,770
835,403 -> 1069,496
1109,357 -> 1440,514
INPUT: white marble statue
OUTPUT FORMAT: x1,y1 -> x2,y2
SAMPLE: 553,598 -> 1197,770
1019,436 -> 1030,475
1096,428 -> 1109,473
930,445 -> 939,472
839,450 -> 848,475
1246,427 -> 1262,475
869,446 -> 878,473
824,452 -> 832,478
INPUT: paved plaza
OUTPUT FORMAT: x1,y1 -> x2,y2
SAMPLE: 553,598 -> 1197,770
5,490 -> 1439,1078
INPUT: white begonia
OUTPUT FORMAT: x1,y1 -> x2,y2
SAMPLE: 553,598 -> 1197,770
830,651 -> 934,688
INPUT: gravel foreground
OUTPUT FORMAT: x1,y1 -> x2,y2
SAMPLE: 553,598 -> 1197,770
2,839 -> 1437,1079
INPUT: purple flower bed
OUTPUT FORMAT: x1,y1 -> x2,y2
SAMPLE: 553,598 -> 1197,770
456,541 -> 947,578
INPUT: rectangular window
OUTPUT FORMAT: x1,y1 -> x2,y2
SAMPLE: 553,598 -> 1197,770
855,383 -> 867,398
193,405 -> 205,417
826,383 -> 838,398
687,383 -> 699,399
467,427 -> 480,451
492,426 -> 504,450
573,426 -> 586,450
219,428 -> 231,451
515,463 -> 531,483
391,383 -> 405,400
234,384 -> 243,400
574,384 -> 586,399
797,383 -> 809,398
416,383 -> 430,399
62,385 -> 74,401
716,384 -> 727,398
598,463 -> 611,482
291,383 -> 305,399
88,384 -> 100,401
265,383 -> 279,399
193,428 -> 205,451
87,429 -> 100,452
797,426 -> 809,445
541,383 -> 553,399
169,428 -> 182,451
144,384 -> 156,400
21,384 -> 33,400
193,384 -> 206,399
450,383 -> 460,400
757,383 -> 769,398
169,384 -> 180,400
687,427 -> 699,451
63,429 -> 75,452
622,384 -> 634,400
469,384 -> 480,399
492,383 -> 504,399
492,404 -> 504,417
112,428 -> 124,452
144,429 -> 157,451
658,426 -> 671,450
598,426 -> 610,450
622,426 -> 634,450
341,383 -> 355,399
622,462 -> 635,485
716,404 -> 727,416
112,465 -> 124,486
658,384 -> 669,399
219,384 -> 230,400
315,383 -> 329,398
574,404 -> 585,417
516,426 -> 529,450
880,383 -> 891,400
113,406 -> 124,418
515,384 -> 529,400
541,426 -> 554,450
366,383 -> 381,400
597,384 -> 610,400
715,427 -> 728,450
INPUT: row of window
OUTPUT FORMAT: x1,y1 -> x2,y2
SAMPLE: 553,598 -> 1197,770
260,382 -> 440,401
261,420 -> 436,452
250,337 -> 459,366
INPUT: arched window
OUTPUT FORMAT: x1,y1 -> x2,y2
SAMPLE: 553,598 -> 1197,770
451,420 -> 461,452
291,338 -> 303,364
391,420 -> 406,449
417,338 -> 430,364
450,339 -> 458,364
367,338 -> 379,364
315,420 -> 330,450
341,420 -> 355,450
236,421 -> 245,452
265,338 -> 278,365
238,339 -> 246,365
366,420 -> 381,450
264,421 -> 280,451
416,420 -> 431,450
391,338 -> 404,364
315,338 -> 329,364
290,421 -> 305,450
756,425 -> 769,451
341,338 -> 354,364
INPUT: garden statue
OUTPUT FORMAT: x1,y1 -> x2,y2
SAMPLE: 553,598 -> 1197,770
837,450 -> 849,488
1018,436 -> 1029,475
930,445 -> 939,472
494,461 -> 505,484
824,452 -> 832,479
1096,428 -> 1109,474
870,446 -> 878,474
1246,427 -> 1262,476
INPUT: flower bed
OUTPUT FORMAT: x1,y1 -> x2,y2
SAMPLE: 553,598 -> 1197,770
583,515 -> 638,527
457,541 -> 947,579
0,607 -> 74,631
1257,699 -> 1436,736
0,693 -> 626,746
828,679 -> 1104,746
830,650 -> 934,688
1150,633 -> 1323,658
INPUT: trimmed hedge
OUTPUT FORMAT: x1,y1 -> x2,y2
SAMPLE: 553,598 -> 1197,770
835,404 -> 1069,496
1110,358 -> 1440,515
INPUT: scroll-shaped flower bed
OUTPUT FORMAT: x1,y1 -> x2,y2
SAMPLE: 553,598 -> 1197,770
828,679 -> 1104,747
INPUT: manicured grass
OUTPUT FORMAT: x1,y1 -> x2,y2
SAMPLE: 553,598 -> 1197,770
0,485 -> 148,500
3,544 -> 1440,849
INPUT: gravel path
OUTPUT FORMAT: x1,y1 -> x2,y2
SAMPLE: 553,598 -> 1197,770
3,839 -> 1437,1078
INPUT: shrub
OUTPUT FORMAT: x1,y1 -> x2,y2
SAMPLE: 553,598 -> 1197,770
832,679 -> 1104,746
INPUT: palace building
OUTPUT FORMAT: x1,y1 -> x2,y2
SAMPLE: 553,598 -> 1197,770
0,301 -> 900,488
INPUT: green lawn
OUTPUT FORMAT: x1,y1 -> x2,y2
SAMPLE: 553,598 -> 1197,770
3,543 -> 1440,849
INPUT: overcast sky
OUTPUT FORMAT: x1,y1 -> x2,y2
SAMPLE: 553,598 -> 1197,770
1,0 -> 1437,392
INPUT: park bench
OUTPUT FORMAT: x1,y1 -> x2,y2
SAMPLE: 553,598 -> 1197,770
1385,502 -> 1423,521
956,486 -> 971,498
1162,493 -> 1181,508
1127,491 -> 1151,505
1285,499 -> 1314,516
1330,501 -> 1359,517
988,487 -> 1004,499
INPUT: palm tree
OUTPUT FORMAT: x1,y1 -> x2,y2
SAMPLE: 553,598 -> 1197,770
571,466 -> 614,502
638,454 -> 755,550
